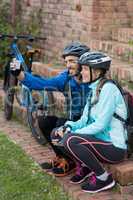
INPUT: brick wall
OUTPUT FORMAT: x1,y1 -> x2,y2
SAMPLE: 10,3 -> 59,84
91,0 -> 133,40
21,0 -> 93,62
20,0 -> 133,64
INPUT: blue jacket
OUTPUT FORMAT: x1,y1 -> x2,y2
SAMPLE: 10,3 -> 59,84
21,70 -> 90,120
65,79 -> 127,149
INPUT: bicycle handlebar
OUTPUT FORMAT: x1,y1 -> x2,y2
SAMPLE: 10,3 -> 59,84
0,34 -> 46,41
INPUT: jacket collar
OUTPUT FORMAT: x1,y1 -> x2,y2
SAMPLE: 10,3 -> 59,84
89,78 -> 102,90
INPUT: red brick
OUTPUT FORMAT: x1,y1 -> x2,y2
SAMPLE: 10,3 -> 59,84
104,160 -> 133,186
33,60 -> 133,89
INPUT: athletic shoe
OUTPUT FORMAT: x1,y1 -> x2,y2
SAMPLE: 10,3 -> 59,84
40,156 -> 61,170
52,158 -> 75,176
70,162 -> 93,184
81,173 -> 115,193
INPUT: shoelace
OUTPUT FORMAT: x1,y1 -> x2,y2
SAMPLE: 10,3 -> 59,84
89,175 -> 96,185
57,159 -> 69,171
52,156 -> 61,167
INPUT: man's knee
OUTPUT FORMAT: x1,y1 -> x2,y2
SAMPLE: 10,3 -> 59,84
38,115 -> 58,130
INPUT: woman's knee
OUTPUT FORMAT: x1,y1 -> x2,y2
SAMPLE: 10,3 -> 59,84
62,133 -> 79,150
61,132 -> 71,148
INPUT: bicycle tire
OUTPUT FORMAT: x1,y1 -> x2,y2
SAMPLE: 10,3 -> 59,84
27,91 -> 55,145
15,84 -> 25,106
4,73 -> 17,120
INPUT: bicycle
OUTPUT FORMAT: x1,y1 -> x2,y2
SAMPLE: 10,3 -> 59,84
0,34 -> 54,145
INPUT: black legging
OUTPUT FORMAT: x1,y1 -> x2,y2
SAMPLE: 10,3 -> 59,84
62,133 -> 126,176
38,115 -> 67,157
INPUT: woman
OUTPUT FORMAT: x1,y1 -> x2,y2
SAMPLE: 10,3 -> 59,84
55,51 -> 127,193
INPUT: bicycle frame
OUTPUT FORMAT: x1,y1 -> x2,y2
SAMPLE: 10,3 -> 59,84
10,37 -> 32,107
0,35 -> 52,144
1,34 -> 45,107
11,41 -> 28,72
11,40 -> 33,107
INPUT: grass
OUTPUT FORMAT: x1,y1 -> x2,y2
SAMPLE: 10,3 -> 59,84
0,132 -> 71,200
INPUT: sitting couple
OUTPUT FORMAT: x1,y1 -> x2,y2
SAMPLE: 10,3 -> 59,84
10,42 -> 127,193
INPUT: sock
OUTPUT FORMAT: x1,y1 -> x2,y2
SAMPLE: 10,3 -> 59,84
96,171 -> 109,181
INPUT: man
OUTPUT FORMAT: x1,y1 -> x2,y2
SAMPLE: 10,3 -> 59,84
10,42 -> 90,176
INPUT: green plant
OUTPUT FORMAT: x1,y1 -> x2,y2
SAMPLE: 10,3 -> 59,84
0,1 -> 13,66
128,39 -> 133,46
0,132 -> 70,200
0,1 -> 44,76
24,7 -> 43,36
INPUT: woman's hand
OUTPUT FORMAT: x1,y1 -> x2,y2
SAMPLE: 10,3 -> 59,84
54,126 -> 66,137
51,125 -> 71,145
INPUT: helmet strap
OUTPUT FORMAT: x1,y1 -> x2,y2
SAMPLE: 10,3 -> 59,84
90,67 -> 92,82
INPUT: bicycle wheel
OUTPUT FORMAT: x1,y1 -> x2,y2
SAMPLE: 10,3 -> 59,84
15,84 -> 28,106
4,73 -> 17,120
27,91 -> 55,145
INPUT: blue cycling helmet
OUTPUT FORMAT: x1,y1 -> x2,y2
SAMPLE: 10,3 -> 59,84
78,51 -> 111,70
62,41 -> 90,58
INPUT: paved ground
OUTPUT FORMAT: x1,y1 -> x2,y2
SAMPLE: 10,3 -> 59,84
0,110 -> 133,200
